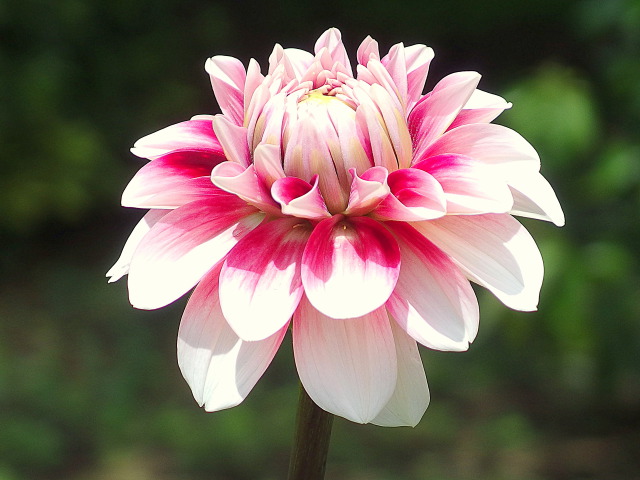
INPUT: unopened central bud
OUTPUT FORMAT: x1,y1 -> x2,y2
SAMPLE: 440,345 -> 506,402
282,87 -> 369,213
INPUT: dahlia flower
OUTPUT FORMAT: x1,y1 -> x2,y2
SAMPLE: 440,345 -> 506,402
108,28 -> 563,427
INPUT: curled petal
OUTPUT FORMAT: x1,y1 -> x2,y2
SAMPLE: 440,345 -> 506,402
211,162 -> 281,215
356,35 -> 380,66
413,214 -> 544,311
271,176 -> 331,220
386,222 -> 479,351
178,264 -> 287,411
371,319 -> 430,427
402,44 -> 434,110
244,59 -> 264,115
106,210 -> 169,282
205,56 -> 247,126
122,150 -> 224,209
251,91 -> 287,150
409,71 -> 481,160
360,59 -> 402,109
301,215 -> 401,319
344,167 -> 390,216
271,46 -> 315,83
131,119 -> 223,159
314,28 -> 352,76
254,143 -> 286,188
379,43 -> 409,109
127,197 -> 263,310
372,168 -> 446,221
413,154 -> 513,215
293,298 -> 397,424
211,115 -> 251,167
220,218 -> 310,341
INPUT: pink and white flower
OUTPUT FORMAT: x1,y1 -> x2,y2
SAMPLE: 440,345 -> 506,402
108,28 -> 563,427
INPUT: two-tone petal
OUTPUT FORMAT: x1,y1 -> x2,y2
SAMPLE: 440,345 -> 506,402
131,118 -> 223,159
127,197 -> 263,309
178,264 -> 287,411
219,217 -> 311,341
122,150 -> 224,209
301,215 -> 401,319
386,222 -> 479,351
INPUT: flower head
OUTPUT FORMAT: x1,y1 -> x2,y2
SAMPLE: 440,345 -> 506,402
108,28 -> 563,426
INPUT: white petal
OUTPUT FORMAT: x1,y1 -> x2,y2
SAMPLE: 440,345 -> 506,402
106,210 -> 169,282
178,265 -> 287,411
371,319 -> 430,427
293,298 -> 397,424
413,214 -> 544,311
508,172 -> 565,226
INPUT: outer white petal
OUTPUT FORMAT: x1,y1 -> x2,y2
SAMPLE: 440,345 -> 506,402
413,214 -> 544,311
386,222 -> 479,351
371,319 -> 430,427
106,210 -> 169,282
508,172 -> 565,226
293,298 -> 397,424
178,265 -> 287,411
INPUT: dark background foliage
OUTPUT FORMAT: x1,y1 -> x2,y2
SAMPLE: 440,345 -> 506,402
1,0 -> 639,478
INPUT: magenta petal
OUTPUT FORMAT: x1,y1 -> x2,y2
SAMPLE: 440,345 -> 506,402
131,119 -> 223,159
386,222 -> 479,351
178,264 -> 287,411
211,162 -> 281,215
293,298 -> 397,423
219,217 -> 310,341
122,150 -> 225,208
372,168 -> 446,221
301,215 -> 401,319
271,176 -> 331,219
127,197 -> 263,310
409,71 -> 481,160
205,56 -> 247,127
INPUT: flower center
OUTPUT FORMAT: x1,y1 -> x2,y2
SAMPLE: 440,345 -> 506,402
283,87 -> 368,214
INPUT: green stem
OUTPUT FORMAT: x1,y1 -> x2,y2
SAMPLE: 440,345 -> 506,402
287,383 -> 334,480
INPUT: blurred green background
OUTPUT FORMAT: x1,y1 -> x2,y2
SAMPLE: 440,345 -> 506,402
1,0 -> 639,479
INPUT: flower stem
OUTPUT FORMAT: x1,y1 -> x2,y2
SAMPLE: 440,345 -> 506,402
287,383 -> 334,480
